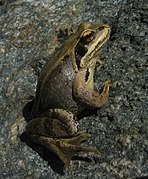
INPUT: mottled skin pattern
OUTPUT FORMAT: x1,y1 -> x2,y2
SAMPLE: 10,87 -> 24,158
26,22 -> 112,169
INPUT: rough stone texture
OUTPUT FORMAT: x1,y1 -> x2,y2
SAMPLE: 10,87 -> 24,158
0,0 -> 147,178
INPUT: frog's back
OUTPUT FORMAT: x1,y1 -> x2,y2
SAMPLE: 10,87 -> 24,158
34,55 -> 78,115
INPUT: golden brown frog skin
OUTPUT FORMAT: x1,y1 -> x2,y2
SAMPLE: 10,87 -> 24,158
26,22 -> 112,169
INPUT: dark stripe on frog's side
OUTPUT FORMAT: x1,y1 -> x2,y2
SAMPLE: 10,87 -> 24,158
85,68 -> 90,82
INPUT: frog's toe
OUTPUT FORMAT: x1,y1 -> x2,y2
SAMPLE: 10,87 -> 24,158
104,80 -> 112,87
64,131 -> 92,144
49,142 -> 72,169
97,58 -> 104,65
60,131 -> 100,155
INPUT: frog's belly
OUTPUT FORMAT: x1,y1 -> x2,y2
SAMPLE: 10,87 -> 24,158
37,58 -> 78,113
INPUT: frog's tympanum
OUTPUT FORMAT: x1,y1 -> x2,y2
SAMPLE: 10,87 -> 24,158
26,22 -> 112,169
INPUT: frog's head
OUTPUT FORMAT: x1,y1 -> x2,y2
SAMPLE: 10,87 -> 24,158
75,22 -> 111,69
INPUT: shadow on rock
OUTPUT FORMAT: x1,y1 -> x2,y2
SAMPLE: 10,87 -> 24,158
22,100 -> 34,122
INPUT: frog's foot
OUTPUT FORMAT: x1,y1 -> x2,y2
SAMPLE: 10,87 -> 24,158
96,58 -> 104,65
30,131 -> 100,169
102,80 -> 112,94
57,26 -> 74,43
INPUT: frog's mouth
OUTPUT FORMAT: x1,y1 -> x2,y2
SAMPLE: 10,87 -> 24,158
75,25 -> 110,69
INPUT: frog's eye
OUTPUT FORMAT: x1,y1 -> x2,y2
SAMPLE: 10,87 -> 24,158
82,31 -> 93,38
98,26 -> 105,31
81,30 -> 94,43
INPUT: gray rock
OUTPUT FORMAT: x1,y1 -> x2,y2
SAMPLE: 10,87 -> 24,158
1,0 -> 147,178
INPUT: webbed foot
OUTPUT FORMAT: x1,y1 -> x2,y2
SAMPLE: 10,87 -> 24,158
30,131 -> 100,169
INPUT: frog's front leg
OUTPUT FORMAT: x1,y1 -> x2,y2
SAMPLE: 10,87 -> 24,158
26,109 -> 99,169
73,69 -> 112,108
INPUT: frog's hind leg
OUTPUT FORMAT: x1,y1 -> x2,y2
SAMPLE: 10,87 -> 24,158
26,109 -> 99,169
29,131 -> 100,169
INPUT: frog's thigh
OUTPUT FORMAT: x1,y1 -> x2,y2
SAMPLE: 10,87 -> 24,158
45,108 -> 78,136
26,109 -> 78,138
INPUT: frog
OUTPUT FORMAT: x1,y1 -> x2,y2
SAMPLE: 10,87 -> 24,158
26,22 -> 112,169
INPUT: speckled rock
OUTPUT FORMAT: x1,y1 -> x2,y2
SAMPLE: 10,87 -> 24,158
1,0 -> 147,178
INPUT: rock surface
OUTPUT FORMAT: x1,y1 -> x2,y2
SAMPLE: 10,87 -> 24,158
0,0 -> 148,178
